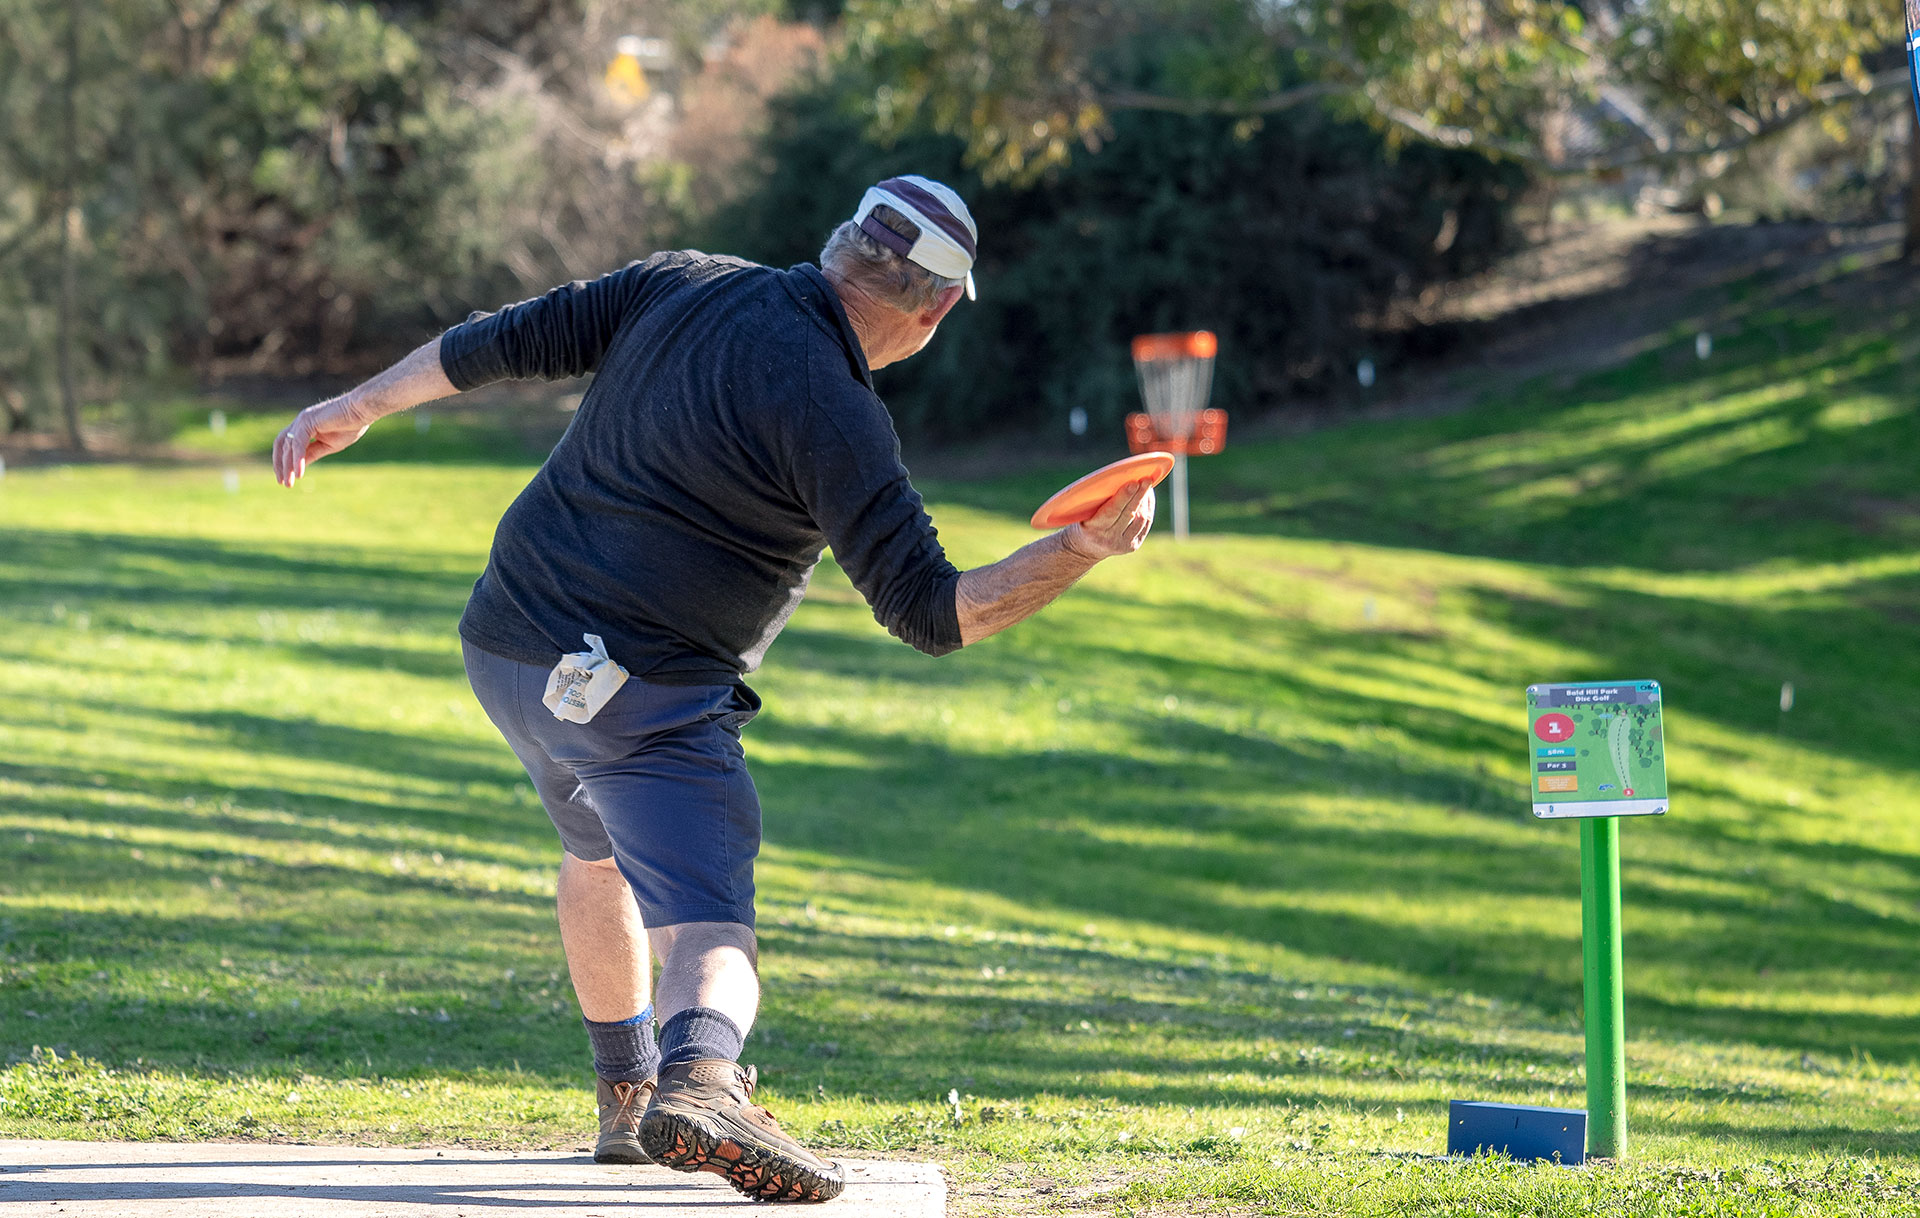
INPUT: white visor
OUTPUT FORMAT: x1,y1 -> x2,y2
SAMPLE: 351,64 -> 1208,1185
852,175 -> 979,300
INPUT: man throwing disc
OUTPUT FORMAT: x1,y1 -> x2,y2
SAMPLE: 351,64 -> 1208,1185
272,176 -> 1155,1203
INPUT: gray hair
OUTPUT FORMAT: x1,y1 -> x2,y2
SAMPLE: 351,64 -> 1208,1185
819,204 -> 962,312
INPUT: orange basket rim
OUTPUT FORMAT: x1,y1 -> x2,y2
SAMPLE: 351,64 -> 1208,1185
1131,330 -> 1218,362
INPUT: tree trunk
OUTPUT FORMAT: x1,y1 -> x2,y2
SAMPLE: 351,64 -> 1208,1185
57,205 -> 82,451
0,374 -> 28,434
1906,96 -> 1920,262
56,0 -> 84,451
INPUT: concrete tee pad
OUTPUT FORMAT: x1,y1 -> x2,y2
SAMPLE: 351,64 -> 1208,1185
0,1140 -> 945,1216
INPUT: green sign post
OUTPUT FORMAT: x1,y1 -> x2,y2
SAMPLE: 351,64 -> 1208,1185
1525,681 -> 1668,1160
1580,817 -> 1627,1156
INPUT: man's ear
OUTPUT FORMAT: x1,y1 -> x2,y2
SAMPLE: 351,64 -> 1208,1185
918,283 -> 966,328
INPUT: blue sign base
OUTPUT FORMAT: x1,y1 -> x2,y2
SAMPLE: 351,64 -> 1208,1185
1447,1100 -> 1587,1165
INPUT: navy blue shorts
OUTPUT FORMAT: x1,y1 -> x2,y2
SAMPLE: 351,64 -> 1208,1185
462,640 -> 762,927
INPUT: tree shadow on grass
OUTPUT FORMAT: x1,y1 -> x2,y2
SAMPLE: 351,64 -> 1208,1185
776,614 -> 1524,804
740,920 -> 1906,1162
1052,556 -> 1920,792
791,538 -> 1920,791
1460,574 -> 1920,779
0,529 -> 475,623
1664,1120 -> 1920,1159
0,704 -> 554,858
739,712 -> 1920,1065
0,762 -> 547,870
0,802 -> 555,912
0,862 -> 574,1074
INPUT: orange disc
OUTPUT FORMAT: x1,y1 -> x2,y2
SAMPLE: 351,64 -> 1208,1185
1029,451 -> 1176,529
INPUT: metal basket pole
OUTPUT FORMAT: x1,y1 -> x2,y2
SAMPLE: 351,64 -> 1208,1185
1170,450 -> 1189,540
1176,355 -> 1209,540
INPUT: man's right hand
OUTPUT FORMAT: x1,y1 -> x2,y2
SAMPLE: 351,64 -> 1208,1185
273,394 -> 375,487
271,337 -> 458,487
953,478 -> 1158,646
1063,479 -> 1157,561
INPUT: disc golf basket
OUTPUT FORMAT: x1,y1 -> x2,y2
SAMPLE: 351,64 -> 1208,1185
1127,331 -> 1226,540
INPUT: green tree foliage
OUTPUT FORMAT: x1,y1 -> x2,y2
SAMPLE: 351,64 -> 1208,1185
173,4 -> 529,366
0,0 -> 533,433
842,0 -> 1899,183
708,71 -> 1522,442
0,0 -> 825,442
418,0 -> 816,291
0,0 -> 150,439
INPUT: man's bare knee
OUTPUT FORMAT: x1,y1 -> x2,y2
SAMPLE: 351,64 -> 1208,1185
725,924 -> 759,969
651,920 -> 756,969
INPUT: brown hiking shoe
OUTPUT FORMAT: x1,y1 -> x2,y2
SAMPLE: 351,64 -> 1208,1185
639,1059 -> 845,1202
594,1077 -> 655,1164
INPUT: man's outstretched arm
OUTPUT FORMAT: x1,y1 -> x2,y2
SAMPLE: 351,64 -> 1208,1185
955,479 -> 1155,646
273,337 -> 456,486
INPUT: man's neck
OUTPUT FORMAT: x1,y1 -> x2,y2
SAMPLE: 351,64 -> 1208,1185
823,271 -> 906,370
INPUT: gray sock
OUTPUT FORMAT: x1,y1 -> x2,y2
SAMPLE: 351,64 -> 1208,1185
657,1007 -> 745,1071
584,1003 -> 659,1083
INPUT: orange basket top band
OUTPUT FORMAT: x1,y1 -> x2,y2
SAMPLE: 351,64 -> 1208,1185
1131,331 -> 1217,362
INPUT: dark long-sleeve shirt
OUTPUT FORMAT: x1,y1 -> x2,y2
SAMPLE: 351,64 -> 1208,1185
443,251 -> 964,683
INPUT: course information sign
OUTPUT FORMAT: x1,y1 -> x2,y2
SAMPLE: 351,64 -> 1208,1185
1525,681 -> 1668,819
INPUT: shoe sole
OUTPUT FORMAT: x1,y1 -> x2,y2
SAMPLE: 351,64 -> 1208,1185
639,1108 -> 845,1203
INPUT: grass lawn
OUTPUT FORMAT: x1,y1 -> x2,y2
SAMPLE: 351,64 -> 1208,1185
2,254 -> 1918,1215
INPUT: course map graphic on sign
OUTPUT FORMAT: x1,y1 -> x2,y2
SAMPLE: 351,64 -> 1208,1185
1525,681 -> 1668,819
